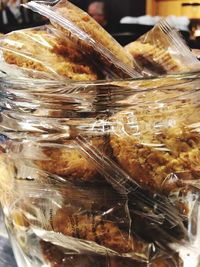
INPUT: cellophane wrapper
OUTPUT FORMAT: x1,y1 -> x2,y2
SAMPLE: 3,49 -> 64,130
0,72 -> 200,267
0,25 -> 107,81
125,19 -> 200,76
24,0 -> 141,79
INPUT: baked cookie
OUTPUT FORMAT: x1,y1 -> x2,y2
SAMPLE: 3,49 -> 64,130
35,137 -> 111,183
110,100 -> 200,194
41,241 -> 182,267
49,0 -> 135,78
52,206 -> 146,254
125,41 -> 187,75
0,26 -> 98,81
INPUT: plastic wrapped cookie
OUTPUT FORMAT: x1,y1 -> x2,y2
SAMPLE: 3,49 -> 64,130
125,19 -> 200,76
109,88 -> 200,195
41,241 -> 183,267
35,136 -> 111,183
0,25 -> 99,80
25,0 -> 140,79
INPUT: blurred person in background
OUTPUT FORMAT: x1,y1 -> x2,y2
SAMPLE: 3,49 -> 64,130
0,0 -> 18,26
0,0 -> 45,33
87,1 -> 107,28
7,0 -> 22,24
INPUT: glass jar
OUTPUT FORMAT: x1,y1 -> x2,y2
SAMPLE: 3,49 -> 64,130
0,72 -> 200,267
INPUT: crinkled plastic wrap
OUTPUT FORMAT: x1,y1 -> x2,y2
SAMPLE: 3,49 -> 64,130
24,0 -> 141,79
0,72 -> 200,267
0,25 -> 102,81
2,1 -> 199,81
125,19 -> 200,76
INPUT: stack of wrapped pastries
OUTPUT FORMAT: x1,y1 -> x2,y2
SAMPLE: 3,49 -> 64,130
0,1 -> 200,267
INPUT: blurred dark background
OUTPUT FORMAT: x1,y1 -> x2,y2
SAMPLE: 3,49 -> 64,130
0,0 -> 146,33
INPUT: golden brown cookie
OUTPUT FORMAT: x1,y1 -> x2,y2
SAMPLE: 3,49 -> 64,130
41,241 -> 103,267
50,0 -> 135,78
1,26 -> 98,80
110,101 -> 200,194
52,207 -> 143,254
125,41 -> 187,75
35,137 -> 111,183
40,241 -> 182,267
111,129 -> 200,194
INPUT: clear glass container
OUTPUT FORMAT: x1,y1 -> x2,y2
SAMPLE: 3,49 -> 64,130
0,72 -> 200,267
